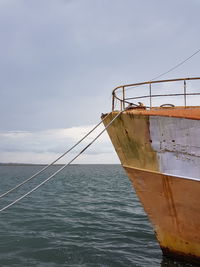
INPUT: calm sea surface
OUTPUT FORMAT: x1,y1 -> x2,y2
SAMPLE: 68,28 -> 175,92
0,165 -> 197,267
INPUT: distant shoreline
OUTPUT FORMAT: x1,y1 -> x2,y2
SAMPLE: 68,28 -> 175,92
0,163 -> 120,166
0,163 -> 64,166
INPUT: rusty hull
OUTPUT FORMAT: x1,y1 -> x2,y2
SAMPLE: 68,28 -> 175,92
103,107 -> 200,263
125,167 -> 200,263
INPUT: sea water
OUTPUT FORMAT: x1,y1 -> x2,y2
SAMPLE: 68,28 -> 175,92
0,165 -> 196,266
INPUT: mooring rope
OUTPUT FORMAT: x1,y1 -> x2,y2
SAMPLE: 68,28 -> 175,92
0,113 -> 112,200
0,110 -> 123,212
151,48 -> 200,81
125,47 -> 200,93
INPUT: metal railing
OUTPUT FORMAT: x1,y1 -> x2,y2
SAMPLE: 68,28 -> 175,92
112,77 -> 200,111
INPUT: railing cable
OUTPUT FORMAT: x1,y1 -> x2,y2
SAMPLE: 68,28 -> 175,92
0,110 -> 123,212
150,48 -> 200,82
122,48 -> 200,94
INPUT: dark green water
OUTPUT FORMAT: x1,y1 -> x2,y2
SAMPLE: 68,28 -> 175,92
0,165 -> 196,266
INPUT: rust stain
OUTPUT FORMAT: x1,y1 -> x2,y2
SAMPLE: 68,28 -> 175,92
124,166 -> 200,259
162,176 -> 180,233
103,112 -> 159,171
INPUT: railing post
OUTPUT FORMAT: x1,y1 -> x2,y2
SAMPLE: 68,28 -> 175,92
184,80 -> 187,107
112,92 -> 115,111
120,100 -> 123,111
122,86 -> 125,110
149,83 -> 152,108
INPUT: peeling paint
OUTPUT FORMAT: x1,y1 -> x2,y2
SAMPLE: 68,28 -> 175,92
150,116 -> 200,179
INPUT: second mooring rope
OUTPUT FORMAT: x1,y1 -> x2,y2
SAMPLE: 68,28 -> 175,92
0,113 -> 112,200
0,110 -> 123,213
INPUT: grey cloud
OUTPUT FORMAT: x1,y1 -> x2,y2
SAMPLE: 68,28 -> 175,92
0,126 -> 115,156
0,0 -> 200,164
1,0 -> 200,132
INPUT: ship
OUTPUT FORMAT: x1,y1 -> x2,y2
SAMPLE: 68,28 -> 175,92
102,77 -> 200,264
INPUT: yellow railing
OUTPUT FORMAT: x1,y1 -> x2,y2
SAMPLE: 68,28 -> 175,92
112,77 -> 200,111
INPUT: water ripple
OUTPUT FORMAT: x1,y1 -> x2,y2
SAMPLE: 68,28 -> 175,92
0,165 -> 196,266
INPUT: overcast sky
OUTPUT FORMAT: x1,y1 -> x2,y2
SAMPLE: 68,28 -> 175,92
0,0 -> 200,164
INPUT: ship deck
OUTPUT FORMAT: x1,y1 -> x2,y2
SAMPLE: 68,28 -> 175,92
125,106 -> 200,120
